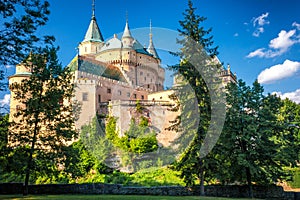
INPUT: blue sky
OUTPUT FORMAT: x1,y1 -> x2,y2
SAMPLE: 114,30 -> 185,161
1,0 -> 300,110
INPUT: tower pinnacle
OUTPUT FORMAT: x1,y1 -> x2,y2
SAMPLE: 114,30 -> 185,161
82,0 -> 104,42
147,20 -> 159,59
92,0 -> 95,19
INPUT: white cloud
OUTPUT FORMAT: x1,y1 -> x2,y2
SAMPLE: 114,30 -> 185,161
0,94 -> 10,107
234,33 -> 239,37
269,30 -> 296,50
253,12 -> 270,27
247,29 -> 299,58
292,22 -> 300,30
252,12 -> 270,37
273,89 -> 300,103
257,60 -> 300,84
247,48 -> 266,58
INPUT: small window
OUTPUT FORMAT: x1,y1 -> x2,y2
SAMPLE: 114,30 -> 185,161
144,77 -> 146,81
98,95 -> 101,103
141,95 -> 144,100
107,88 -> 111,94
16,105 -> 21,112
82,92 -> 88,101
127,92 -> 130,97
133,94 -> 137,99
140,71 -> 143,75
118,90 -> 122,95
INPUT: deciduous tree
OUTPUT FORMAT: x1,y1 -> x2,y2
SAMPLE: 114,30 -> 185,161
9,46 -> 77,195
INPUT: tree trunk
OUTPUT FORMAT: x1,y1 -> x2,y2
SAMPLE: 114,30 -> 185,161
246,167 -> 253,198
23,104 -> 40,195
199,159 -> 205,196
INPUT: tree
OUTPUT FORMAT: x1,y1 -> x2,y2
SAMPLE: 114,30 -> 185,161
0,0 -> 51,66
169,0 -> 222,195
0,0 -> 52,112
277,99 -> 300,165
9,46 -> 77,195
0,114 -> 9,172
218,79 -> 295,198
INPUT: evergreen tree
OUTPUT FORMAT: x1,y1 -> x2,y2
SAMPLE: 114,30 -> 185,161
9,46 -> 77,195
219,79 -> 295,198
169,0 -> 222,195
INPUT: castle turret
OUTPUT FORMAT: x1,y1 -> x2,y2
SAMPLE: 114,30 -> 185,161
78,0 -> 104,55
121,17 -> 134,48
147,20 -> 159,59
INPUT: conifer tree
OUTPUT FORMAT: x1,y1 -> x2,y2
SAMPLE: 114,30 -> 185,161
9,46 -> 77,195
169,0 -> 222,195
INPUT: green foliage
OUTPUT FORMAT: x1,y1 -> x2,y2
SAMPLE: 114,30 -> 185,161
0,114 -> 9,170
217,80 -> 297,190
288,167 -> 300,188
106,116 -> 158,154
169,0 -> 222,192
9,46 -> 77,193
64,141 -> 95,178
0,0 -> 52,66
130,167 -> 185,186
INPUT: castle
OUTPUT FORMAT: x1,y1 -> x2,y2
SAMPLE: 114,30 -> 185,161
9,3 -> 237,146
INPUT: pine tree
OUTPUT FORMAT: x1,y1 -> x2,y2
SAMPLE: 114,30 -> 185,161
9,46 -> 77,195
169,0 -> 222,195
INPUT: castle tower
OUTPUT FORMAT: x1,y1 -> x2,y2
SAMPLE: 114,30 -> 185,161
8,55 -> 33,122
78,0 -> 104,55
147,20 -> 159,59
121,16 -> 134,48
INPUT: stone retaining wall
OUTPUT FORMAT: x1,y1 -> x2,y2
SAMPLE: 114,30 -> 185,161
0,183 -> 299,200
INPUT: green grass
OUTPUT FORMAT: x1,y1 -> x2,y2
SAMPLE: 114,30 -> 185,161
0,195 -> 261,200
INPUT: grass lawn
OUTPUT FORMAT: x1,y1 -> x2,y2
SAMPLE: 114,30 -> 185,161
0,195 -> 261,200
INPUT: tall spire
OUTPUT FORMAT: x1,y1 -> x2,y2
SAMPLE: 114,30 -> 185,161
147,20 -> 159,59
83,0 -> 104,42
122,12 -> 133,38
92,0 -> 95,19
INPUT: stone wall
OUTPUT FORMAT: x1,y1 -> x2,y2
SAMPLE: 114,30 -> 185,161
1,183 -> 299,199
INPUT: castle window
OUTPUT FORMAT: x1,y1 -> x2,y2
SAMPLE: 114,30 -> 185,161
141,95 -> 144,100
144,77 -> 146,81
82,92 -> 88,101
133,93 -> 137,99
16,105 -> 21,112
140,71 -> 143,75
118,90 -> 122,95
107,88 -> 111,94
85,47 -> 87,52
147,84 -> 150,88
98,95 -> 101,103
147,73 -> 149,77
127,92 -> 130,97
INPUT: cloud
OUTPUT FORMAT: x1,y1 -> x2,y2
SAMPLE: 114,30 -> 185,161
252,12 -> 270,37
257,60 -> 300,84
269,30 -> 296,50
0,94 -> 10,107
253,12 -> 270,26
234,33 -> 239,37
292,22 -> 300,30
273,89 -> 300,103
247,29 -> 299,58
